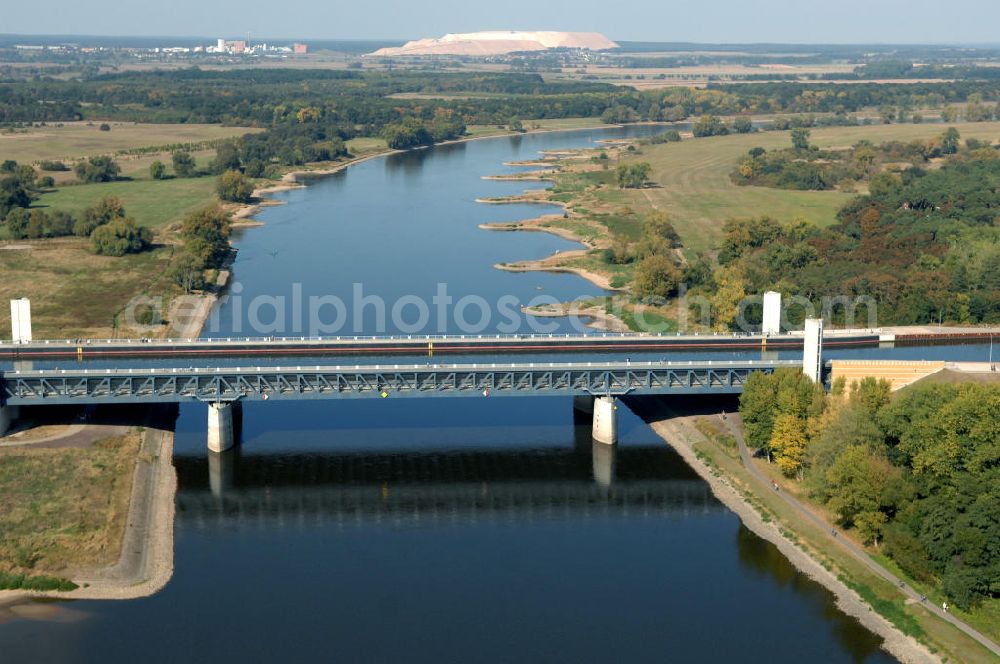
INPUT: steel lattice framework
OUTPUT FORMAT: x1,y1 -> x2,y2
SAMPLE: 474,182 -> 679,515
1,360 -> 800,406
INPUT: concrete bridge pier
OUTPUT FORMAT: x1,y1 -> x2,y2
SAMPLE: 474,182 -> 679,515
0,404 -> 16,437
592,396 -> 618,445
207,401 -> 242,453
573,395 -> 594,414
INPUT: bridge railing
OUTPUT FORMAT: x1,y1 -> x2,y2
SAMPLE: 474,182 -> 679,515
4,358 -> 803,376
0,330 -> 803,347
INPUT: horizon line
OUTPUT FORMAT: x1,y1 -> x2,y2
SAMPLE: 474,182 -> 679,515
1,32 -> 999,48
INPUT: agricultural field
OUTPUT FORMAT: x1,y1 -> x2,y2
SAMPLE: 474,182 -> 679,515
0,121 -> 258,165
0,122 -> 258,186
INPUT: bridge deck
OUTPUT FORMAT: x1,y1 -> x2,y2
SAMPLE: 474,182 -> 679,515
0,331 -> 879,360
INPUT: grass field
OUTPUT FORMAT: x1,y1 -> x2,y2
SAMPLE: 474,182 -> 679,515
616,120 -> 1000,254
36,177 -> 219,230
0,241 -> 178,338
346,136 -> 389,155
0,121 -> 258,165
0,432 -> 140,576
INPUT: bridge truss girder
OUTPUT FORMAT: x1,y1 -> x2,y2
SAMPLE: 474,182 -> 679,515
1,364 -> 789,406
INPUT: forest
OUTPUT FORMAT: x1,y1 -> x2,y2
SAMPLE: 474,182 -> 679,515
705,130 -> 1000,327
740,370 -> 1000,610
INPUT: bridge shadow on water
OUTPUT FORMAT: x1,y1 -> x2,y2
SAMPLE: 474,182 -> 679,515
172,402 -> 728,529
165,395 -> 892,663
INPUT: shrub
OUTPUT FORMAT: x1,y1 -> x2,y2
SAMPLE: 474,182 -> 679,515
91,217 -> 153,256
650,130 -> 681,144
74,196 -> 126,236
74,155 -> 120,183
38,160 -> 68,172
692,115 -> 729,138
633,254 -> 681,299
0,571 -> 78,592
172,151 -> 197,178
615,162 -> 652,189
215,170 -> 254,203
149,161 -> 167,180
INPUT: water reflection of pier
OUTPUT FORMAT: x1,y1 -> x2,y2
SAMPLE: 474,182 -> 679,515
175,443 -> 723,529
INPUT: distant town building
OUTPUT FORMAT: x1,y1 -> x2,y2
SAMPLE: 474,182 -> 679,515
293,43 -> 308,54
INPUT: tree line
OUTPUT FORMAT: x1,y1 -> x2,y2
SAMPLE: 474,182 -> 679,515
732,127 -> 965,191
740,370 -> 1000,610
693,130 -> 1000,328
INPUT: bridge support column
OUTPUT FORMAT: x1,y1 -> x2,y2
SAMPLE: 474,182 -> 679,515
592,396 -> 618,445
803,317 -> 824,383
573,395 -> 594,414
207,402 -> 238,453
0,404 -> 16,437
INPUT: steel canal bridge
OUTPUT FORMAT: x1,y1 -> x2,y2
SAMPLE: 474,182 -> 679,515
1,359 -> 800,405
0,358 -> 801,451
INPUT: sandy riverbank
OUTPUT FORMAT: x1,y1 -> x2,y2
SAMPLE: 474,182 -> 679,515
481,171 -> 557,182
479,215 -> 579,242
521,301 -> 628,332
494,251 -> 622,293
628,400 -> 938,664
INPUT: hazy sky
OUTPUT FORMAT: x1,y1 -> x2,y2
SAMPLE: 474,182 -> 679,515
3,0 -> 997,44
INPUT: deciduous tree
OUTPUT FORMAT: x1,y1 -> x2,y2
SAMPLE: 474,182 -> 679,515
216,170 -> 254,203
633,254 -> 681,299
91,217 -> 152,256
172,151 -> 197,178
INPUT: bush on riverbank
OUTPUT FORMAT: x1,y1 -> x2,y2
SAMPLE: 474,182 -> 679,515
0,571 -> 77,592
215,170 -> 254,203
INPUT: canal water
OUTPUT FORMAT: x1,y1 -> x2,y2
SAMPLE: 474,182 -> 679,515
0,127 -> 910,662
